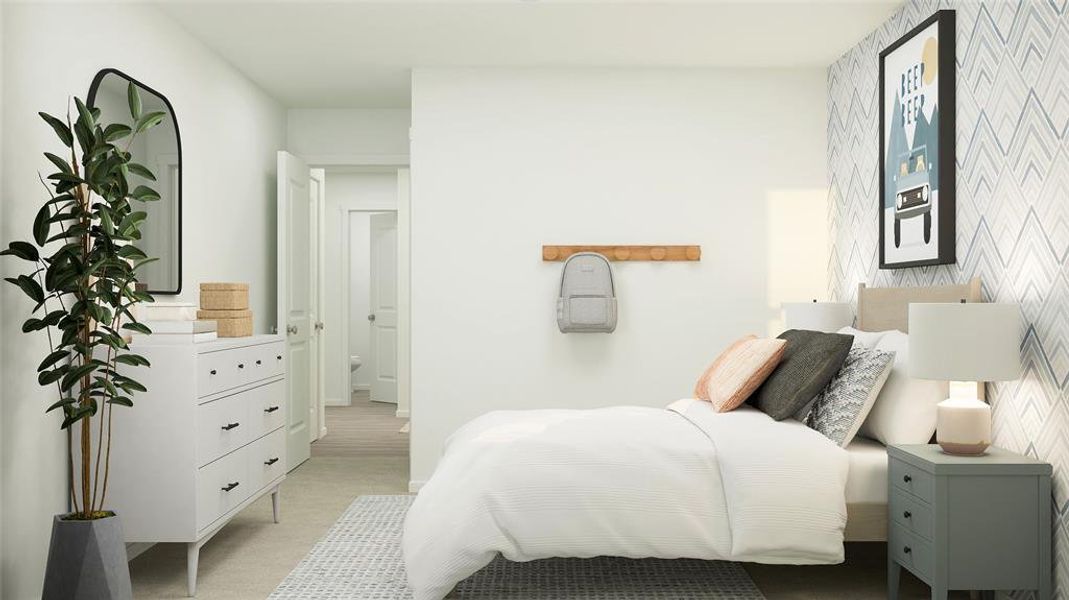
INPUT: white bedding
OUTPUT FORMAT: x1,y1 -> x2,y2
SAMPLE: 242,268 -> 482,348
845,436 -> 888,504
402,399 -> 850,600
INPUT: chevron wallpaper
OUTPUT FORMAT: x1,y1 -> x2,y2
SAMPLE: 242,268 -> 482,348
828,0 -> 1069,596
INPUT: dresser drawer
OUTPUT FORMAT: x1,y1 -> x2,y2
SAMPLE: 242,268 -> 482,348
247,380 -> 285,440
250,342 -> 286,381
196,450 -> 250,531
890,526 -> 933,582
198,347 -> 254,398
890,457 -> 934,503
890,488 -> 934,541
246,428 -> 286,493
197,393 -> 252,467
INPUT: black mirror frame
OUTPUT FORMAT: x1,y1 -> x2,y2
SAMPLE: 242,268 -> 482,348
87,68 -> 183,295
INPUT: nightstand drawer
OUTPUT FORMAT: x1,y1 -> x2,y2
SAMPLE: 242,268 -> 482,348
890,458 -> 934,503
890,488 -> 933,541
891,527 -> 933,582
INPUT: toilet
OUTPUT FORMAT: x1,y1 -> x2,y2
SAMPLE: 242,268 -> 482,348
350,355 -> 362,373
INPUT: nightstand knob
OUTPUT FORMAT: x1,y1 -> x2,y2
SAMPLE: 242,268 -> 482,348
903,474 -> 912,483
903,510 -> 911,519
903,546 -> 912,554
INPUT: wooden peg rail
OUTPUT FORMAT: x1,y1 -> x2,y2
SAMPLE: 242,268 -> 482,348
542,245 -> 701,262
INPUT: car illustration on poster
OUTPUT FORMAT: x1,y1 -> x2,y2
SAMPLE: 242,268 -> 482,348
892,146 -> 932,247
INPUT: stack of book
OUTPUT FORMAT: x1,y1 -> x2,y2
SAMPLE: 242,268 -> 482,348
134,319 -> 219,344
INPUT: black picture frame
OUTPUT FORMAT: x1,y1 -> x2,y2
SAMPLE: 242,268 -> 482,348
878,10 -> 956,270
87,68 -> 183,294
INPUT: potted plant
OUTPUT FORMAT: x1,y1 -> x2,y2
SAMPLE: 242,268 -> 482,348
2,84 -> 164,599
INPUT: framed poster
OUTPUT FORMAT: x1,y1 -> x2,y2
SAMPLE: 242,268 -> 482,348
879,10 -> 956,269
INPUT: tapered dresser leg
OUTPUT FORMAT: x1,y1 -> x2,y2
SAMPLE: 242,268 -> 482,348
888,560 -> 901,600
272,486 -> 281,524
186,541 -> 200,597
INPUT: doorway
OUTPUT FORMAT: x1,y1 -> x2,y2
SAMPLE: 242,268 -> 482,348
312,166 -> 410,457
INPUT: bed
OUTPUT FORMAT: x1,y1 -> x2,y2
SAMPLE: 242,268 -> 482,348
403,278 -> 982,599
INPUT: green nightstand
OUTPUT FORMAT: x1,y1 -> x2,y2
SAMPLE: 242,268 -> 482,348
887,444 -> 1052,600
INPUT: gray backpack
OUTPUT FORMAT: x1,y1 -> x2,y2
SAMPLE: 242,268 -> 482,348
556,252 -> 617,333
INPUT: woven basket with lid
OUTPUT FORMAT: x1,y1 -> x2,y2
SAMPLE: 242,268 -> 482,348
200,282 -> 249,310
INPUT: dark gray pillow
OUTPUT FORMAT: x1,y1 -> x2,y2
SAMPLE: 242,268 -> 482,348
749,329 -> 854,420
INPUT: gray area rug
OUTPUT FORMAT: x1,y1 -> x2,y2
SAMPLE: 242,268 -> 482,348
270,495 -> 766,599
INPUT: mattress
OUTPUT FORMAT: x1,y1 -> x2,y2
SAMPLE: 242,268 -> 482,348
845,436 -> 888,504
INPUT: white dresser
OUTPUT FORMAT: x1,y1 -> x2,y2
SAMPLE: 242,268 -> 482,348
109,334 -> 287,596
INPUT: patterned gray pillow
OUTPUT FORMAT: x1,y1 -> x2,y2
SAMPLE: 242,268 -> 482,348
805,348 -> 896,447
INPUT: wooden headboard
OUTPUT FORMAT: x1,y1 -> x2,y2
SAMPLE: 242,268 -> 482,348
857,277 -> 982,333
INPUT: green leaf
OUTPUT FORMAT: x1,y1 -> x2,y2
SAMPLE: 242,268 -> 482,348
134,111 -> 166,134
22,318 -> 47,333
74,97 -> 95,130
0,241 -> 40,262
33,204 -> 51,246
61,363 -> 97,392
38,349 -> 70,372
126,163 -> 156,181
121,322 -> 152,335
38,112 -> 73,147
127,82 -> 142,120
102,123 -> 132,142
46,397 -> 76,413
38,365 -> 68,385
107,396 -> 134,407
131,185 -> 160,202
44,152 -> 73,175
114,354 -> 150,367
7,275 -> 44,303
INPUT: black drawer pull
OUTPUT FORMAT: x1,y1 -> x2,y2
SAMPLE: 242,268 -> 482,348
256,359 -> 262,365
276,355 -> 282,360
264,405 -> 280,413
902,474 -> 912,483
903,510 -> 912,519
221,422 -> 240,431
221,482 -> 240,492
238,363 -> 245,369
265,457 -> 280,466
210,369 -> 217,375
902,546 -> 911,554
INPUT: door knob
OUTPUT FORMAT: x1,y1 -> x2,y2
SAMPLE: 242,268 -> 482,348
286,325 -> 298,335
368,314 -> 376,322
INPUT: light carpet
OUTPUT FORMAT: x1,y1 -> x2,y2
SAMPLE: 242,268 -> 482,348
270,495 -> 766,599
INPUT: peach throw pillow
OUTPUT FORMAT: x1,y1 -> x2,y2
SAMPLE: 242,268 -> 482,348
694,336 -> 787,412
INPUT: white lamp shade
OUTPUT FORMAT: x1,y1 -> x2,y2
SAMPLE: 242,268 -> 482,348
782,302 -> 853,333
908,303 -> 1021,381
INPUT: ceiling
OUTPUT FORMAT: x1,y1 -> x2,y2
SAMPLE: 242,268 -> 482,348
157,0 -> 902,108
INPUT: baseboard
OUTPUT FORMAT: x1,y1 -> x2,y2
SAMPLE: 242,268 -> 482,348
325,396 -> 351,407
408,480 -> 425,493
126,542 -> 155,561
351,383 -> 371,392
395,409 -> 410,418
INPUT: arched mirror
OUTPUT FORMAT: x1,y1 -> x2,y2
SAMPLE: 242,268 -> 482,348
88,68 -> 182,294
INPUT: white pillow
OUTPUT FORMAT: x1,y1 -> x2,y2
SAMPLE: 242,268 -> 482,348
805,348 -> 895,447
837,326 -> 893,350
858,330 -> 949,445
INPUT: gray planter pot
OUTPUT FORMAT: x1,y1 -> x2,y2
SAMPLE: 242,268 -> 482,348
42,513 -> 133,600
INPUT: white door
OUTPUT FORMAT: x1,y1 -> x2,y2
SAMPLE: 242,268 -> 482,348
368,213 -> 398,404
277,151 -> 314,471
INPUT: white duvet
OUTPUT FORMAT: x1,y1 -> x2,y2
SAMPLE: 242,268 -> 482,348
402,399 -> 849,600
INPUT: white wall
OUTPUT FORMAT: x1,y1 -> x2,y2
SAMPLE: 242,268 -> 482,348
349,212 -> 372,390
287,109 -> 410,163
0,3 -> 285,598
322,172 -> 397,406
409,68 -> 828,484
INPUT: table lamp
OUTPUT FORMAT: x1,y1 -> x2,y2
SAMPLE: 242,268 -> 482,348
908,302 -> 1021,455
782,300 -> 853,333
